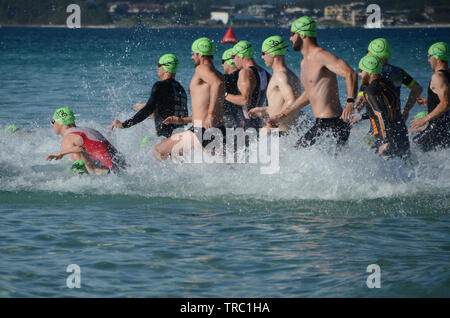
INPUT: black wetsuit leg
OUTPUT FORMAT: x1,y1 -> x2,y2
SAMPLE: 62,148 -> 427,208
296,117 -> 350,148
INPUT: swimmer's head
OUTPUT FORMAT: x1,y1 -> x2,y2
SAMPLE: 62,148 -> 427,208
290,16 -> 316,51
291,16 -> 316,37
428,42 -> 448,66
262,35 -> 288,56
5,124 -> 20,135
261,36 -> 287,68
191,37 -> 215,57
222,48 -> 236,68
191,37 -> 214,67
232,41 -> 253,58
414,111 -> 429,120
232,41 -> 253,68
358,55 -> 382,84
52,107 -> 75,126
368,38 -> 391,61
158,53 -> 179,74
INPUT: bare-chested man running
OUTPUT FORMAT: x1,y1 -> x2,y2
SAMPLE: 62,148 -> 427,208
153,37 -> 225,161
268,16 -> 357,148
248,35 -> 302,136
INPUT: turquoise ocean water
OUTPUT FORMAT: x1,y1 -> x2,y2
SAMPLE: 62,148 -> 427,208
0,26 -> 449,297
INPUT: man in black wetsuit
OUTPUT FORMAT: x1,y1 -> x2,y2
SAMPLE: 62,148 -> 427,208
109,54 -> 188,138
221,48 -> 243,129
357,55 -> 410,159
410,42 -> 450,152
226,41 -> 271,131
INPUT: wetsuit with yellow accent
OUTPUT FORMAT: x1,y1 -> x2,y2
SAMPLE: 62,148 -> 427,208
362,78 -> 410,158
413,69 -> 450,152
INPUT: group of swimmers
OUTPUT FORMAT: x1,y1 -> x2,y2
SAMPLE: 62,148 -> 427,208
44,16 -> 450,175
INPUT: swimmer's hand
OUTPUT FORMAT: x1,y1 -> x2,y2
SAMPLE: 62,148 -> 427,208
267,114 -> 281,128
248,107 -> 266,119
410,116 -> 429,129
46,152 -> 64,161
416,96 -> 427,106
349,116 -> 362,126
109,119 -> 124,131
163,116 -> 184,125
204,114 -> 214,129
355,97 -> 365,112
340,102 -> 354,122
378,143 -> 389,155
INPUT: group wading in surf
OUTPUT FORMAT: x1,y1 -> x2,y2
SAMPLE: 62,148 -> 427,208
41,16 -> 449,175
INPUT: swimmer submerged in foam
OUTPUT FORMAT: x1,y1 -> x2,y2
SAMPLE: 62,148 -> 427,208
46,107 -> 126,175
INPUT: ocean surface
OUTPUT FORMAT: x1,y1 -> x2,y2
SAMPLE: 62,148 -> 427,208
0,26 -> 449,297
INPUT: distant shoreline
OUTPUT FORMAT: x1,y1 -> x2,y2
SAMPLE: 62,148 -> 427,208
2,23 -> 450,29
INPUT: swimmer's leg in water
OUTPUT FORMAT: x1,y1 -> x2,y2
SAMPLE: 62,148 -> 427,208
153,130 -> 202,162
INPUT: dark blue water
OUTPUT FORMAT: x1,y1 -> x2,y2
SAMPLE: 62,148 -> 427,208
0,27 -> 449,297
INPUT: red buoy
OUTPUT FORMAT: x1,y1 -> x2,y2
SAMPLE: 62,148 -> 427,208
221,27 -> 238,45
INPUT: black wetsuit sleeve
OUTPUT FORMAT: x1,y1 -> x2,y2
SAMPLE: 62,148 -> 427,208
122,82 -> 165,128
399,67 -> 415,88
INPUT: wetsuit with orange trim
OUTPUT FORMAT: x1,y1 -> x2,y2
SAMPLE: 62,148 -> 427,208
362,78 -> 410,158
359,64 -> 418,132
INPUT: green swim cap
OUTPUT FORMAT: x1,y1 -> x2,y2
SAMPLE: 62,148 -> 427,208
291,16 -> 316,37
53,107 -> 75,126
359,55 -> 383,75
71,160 -> 87,175
232,41 -> 253,58
414,111 -> 429,120
5,124 -> 20,135
262,35 -> 288,56
222,48 -> 236,67
428,42 -> 449,61
191,37 -> 215,56
368,38 -> 391,60
158,54 -> 179,74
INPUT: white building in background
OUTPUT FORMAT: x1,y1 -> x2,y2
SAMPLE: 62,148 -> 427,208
211,11 -> 229,25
